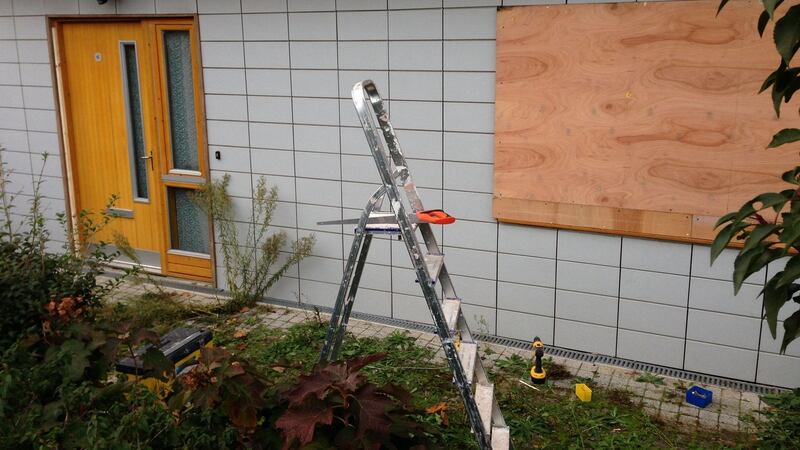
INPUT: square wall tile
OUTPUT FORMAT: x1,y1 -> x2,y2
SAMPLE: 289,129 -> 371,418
291,70 -> 339,97
555,319 -> 616,355
288,12 -> 336,40
289,41 -> 337,69
338,11 -> 388,40
685,340 -> 757,381
498,281 -> 554,316
389,71 -> 443,101
688,277 -> 763,318
204,68 -> 246,94
248,95 -> 293,123
288,0 -> 335,11
497,309 -> 554,343
299,279 -> 339,308
620,268 -> 689,307
617,330 -> 684,368
246,69 -> 292,95
353,287 -> 392,317
297,203 -> 340,232
556,290 -> 617,327
292,97 -> 339,126
296,177 -> 342,207
497,223 -> 556,258
444,40 -> 494,71
621,237 -> 691,275
498,253 -> 555,287
389,41 -> 442,70
444,102 -> 494,133
443,190 -> 493,222
339,42 -> 388,70
443,161 -> 492,193
294,124 -> 340,153
242,0 -> 286,12
244,42 -> 290,68
461,303 -> 496,334
294,151 -> 341,180
451,274 -> 496,308
389,9 -> 442,39
618,298 -> 686,338
557,230 -> 620,266
443,7 -> 496,39
243,13 -> 289,40
337,0 -> 388,10
687,309 -> 760,350
444,131 -> 493,163
444,72 -> 495,103
556,261 -> 619,297
340,70 -> 389,98
205,94 -> 248,121
199,14 -> 243,41
441,246 -> 496,279
444,219 -> 496,251
393,129 -> 441,160
211,146 -> 251,172
393,293 -> 433,325
390,100 -> 442,131
756,353 -> 800,388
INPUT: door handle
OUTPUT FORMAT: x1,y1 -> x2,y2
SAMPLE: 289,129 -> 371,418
140,152 -> 153,170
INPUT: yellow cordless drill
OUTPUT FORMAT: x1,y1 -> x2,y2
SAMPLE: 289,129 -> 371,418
530,336 -> 547,384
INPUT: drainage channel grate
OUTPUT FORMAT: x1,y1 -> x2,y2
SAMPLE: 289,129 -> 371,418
116,273 -> 788,397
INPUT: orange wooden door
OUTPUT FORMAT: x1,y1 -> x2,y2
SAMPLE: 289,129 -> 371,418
59,21 -> 164,266
57,19 -> 213,282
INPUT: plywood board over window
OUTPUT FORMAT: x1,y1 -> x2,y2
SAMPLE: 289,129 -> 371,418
493,0 -> 798,244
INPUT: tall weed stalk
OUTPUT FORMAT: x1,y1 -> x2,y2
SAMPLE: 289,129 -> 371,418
192,174 -> 314,310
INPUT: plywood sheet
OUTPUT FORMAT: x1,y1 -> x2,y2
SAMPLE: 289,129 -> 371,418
494,0 -> 798,243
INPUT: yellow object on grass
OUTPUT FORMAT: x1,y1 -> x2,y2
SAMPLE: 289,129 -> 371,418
575,383 -> 592,402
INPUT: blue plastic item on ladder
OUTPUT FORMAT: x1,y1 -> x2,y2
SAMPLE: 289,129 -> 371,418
685,386 -> 713,408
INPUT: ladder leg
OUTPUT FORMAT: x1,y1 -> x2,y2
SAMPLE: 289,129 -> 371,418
328,233 -> 372,359
320,230 -> 367,362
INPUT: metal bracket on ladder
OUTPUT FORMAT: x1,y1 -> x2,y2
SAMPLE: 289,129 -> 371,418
317,80 -> 511,450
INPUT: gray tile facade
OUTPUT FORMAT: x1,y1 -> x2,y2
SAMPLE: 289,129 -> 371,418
0,0 -> 797,388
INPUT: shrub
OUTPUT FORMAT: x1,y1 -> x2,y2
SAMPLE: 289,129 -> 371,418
191,174 -> 314,311
0,152 -> 124,348
275,353 -> 432,449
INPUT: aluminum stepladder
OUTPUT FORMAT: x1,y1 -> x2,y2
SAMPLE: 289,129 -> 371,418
317,80 -> 510,450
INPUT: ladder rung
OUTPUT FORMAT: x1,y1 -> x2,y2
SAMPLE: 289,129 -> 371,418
423,253 -> 444,284
474,382 -> 494,441
458,342 -> 478,386
491,426 -> 510,450
442,298 -> 461,333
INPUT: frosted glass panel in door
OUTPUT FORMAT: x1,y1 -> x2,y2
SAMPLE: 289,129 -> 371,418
163,30 -> 199,172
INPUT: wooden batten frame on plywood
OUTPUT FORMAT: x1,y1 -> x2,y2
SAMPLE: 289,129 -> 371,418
493,0 -> 798,244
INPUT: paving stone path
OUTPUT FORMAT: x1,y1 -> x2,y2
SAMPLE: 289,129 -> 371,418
109,278 -> 767,434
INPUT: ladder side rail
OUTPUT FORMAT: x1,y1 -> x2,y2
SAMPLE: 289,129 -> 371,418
329,233 -> 373,359
362,82 -> 425,213
352,82 -> 491,449
320,185 -> 387,362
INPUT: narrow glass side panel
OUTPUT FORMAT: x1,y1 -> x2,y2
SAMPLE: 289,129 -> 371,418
168,187 -> 209,254
122,43 -> 148,200
163,30 -> 199,172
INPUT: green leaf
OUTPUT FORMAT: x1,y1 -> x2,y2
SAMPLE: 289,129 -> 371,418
742,223 -> 780,253
711,222 -> 736,264
762,277 -> 790,338
734,246 -> 782,294
782,167 -> 800,184
768,128 -> 800,148
751,192 -> 791,212
759,10 -> 770,37
716,0 -> 731,16
714,211 -> 738,229
775,255 -> 800,289
764,0 -> 784,19
780,217 -> 800,247
774,5 -> 800,63
759,65 -> 780,93
780,308 -> 800,353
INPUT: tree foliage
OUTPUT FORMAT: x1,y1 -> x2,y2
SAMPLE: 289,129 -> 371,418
714,1 -> 800,353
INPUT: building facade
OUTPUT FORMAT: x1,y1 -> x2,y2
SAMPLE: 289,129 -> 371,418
0,0 -> 797,388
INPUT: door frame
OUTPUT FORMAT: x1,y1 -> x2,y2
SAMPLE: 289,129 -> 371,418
48,15 -> 216,285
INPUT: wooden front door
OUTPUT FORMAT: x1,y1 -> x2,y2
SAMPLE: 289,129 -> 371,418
55,19 -> 212,282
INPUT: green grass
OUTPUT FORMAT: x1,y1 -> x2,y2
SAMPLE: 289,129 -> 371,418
104,295 -> 757,449
636,372 -> 666,386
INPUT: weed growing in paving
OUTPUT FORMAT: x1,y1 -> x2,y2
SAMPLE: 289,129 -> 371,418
636,372 -> 666,386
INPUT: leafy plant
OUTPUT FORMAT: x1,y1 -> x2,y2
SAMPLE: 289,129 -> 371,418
275,353 -> 432,449
191,174 -> 314,311
0,152 -> 126,347
714,1 -> 800,353
635,372 -> 665,386
757,388 -> 800,448
170,346 -> 271,430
